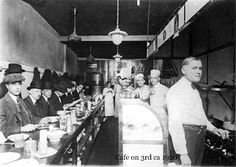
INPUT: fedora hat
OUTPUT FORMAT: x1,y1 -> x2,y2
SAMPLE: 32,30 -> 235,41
5,63 -> 25,75
27,80 -> 41,90
3,73 -> 25,83
41,81 -> 52,90
61,79 -> 74,89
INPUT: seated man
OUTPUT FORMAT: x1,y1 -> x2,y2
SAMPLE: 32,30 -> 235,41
0,63 -> 25,99
24,80 -> 42,124
50,82 -> 66,115
38,80 -> 52,117
0,73 -> 35,136
73,83 -> 84,100
61,80 -> 74,105
134,73 -> 150,103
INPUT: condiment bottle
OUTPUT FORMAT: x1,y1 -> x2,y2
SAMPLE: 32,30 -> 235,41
38,129 -> 48,155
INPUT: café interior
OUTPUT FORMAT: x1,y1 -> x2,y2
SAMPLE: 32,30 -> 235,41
0,0 -> 235,166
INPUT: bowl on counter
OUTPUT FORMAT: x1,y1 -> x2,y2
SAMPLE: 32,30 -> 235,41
47,129 -> 66,143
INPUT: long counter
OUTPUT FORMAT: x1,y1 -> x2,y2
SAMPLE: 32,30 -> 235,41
0,99 -> 105,166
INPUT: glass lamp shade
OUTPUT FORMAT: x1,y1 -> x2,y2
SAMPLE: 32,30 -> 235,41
108,27 -> 128,45
113,53 -> 122,62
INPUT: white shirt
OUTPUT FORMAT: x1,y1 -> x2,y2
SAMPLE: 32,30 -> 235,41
150,82 -> 169,110
43,95 -> 48,102
29,95 -> 37,105
166,77 -> 215,154
55,92 -> 62,103
8,92 -> 18,104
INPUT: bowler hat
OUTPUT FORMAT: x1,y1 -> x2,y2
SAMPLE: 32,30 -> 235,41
5,63 -> 25,75
3,73 -> 25,83
41,81 -> 52,90
27,80 -> 41,90
54,81 -> 66,93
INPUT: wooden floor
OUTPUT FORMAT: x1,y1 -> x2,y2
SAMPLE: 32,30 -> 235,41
85,116 -> 119,165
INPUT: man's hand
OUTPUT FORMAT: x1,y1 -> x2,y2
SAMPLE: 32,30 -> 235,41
212,128 -> 229,139
21,124 -> 36,132
180,154 -> 191,166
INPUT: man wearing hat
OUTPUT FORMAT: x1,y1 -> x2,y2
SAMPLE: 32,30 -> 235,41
134,73 -> 150,103
73,82 -> 84,100
149,69 -> 169,114
50,81 -> 66,115
61,79 -> 74,105
0,73 -> 35,136
38,81 -> 52,118
23,80 -> 42,124
0,63 -> 25,99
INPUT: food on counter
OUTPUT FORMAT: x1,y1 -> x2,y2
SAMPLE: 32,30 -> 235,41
39,116 -> 59,124
47,129 -> 66,142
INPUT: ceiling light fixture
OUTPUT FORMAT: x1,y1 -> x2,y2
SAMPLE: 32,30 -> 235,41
108,0 -> 127,45
68,8 -> 81,41
113,46 -> 122,62
137,0 -> 140,6
87,46 -> 94,62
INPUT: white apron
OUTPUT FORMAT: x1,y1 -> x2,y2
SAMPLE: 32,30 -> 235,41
103,87 -> 115,116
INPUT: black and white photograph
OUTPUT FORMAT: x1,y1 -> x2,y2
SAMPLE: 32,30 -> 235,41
0,0 -> 235,166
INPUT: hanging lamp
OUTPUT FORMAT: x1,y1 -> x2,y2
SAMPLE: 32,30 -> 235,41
87,46 -> 95,62
68,8 -> 81,41
108,0 -> 127,45
113,46 -> 122,62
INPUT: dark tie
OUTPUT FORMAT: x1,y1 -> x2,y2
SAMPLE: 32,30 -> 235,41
16,97 -> 22,113
35,101 -> 39,116
17,97 -> 31,125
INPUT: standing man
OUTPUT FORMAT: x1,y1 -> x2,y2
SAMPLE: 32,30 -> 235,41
149,69 -> 169,114
114,76 -> 122,117
0,73 -> 35,136
167,57 -> 229,165
134,73 -> 150,104
24,80 -> 42,124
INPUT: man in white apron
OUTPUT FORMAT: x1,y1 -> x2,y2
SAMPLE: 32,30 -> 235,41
149,69 -> 169,115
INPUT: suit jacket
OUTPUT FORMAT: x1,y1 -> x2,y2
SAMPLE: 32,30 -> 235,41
72,90 -> 80,100
61,93 -> 73,105
49,92 -> 63,116
0,93 -> 32,136
38,96 -> 51,118
23,96 -> 41,124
